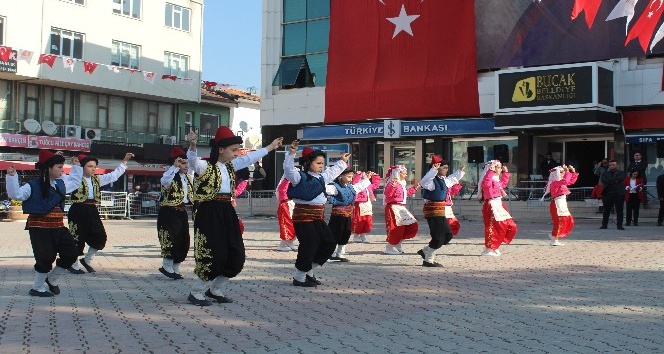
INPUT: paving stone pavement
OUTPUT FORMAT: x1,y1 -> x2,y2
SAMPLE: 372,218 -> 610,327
0,215 -> 663,354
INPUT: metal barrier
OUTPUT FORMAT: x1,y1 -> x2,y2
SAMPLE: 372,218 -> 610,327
127,192 -> 160,218
63,192 -> 130,219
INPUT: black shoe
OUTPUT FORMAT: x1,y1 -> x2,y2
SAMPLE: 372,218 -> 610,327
173,273 -> 184,279
617,226 -> 625,230
306,275 -> 322,285
159,267 -> 181,280
599,226 -> 607,229
204,289 -> 233,303
329,255 -> 340,261
79,259 -> 95,273
417,249 -> 425,259
292,278 -> 317,287
29,289 -> 54,297
657,222 -> 663,226
633,222 -> 638,226
625,223 -> 631,226
422,261 -> 444,268
45,279 -> 60,295
336,257 -> 350,262
187,293 -> 212,306
67,267 -> 85,275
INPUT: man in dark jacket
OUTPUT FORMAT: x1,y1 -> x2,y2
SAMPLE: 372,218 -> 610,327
540,152 -> 558,180
600,160 -> 626,230
657,173 -> 664,226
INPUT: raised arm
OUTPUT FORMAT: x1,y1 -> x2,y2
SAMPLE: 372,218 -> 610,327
232,137 -> 284,170
283,147 -> 302,186
321,159 -> 348,184
564,172 -> 579,186
499,171 -> 511,189
419,166 -> 439,191
63,165 -> 83,193
160,166 -> 179,188
351,175 -> 372,193
445,167 -> 466,188
6,169 -> 31,201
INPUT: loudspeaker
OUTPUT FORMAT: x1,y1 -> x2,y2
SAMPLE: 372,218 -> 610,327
467,146 -> 484,163
493,144 -> 509,163
657,140 -> 664,158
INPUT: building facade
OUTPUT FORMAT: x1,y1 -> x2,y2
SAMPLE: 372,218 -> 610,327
0,0 -> 204,189
261,0 -> 664,193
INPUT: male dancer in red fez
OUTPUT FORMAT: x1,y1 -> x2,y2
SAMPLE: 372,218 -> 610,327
5,150 -> 82,296
68,152 -> 133,273
186,127 -> 283,306
157,146 -> 192,279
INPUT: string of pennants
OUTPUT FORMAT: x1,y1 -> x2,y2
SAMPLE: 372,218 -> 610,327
0,45 -> 233,89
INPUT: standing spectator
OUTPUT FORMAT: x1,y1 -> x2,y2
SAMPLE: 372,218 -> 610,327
627,152 -> 648,207
539,152 -> 558,180
599,160 -> 626,230
624,170 -> 645,226
657,172 -> 664,226
593,159 -> 609,183
251,160 -> 266,191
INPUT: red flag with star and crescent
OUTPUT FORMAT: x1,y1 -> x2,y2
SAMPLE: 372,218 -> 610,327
325,0 -> 479,123
625,0 -> 664,52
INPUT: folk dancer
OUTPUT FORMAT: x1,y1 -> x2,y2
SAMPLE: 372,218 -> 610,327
275,177 -> 297,251
328,169 -> 374,262
351,171 -> 381,243
417,156 -> 465,267
186,127 -> 283,306
479,160 -> 517,257
5,151 -> 82,296
68,153 -> 133,274
157,147 -> 193,279
541,165 -> 579,246
383,165 -> 420,255
283,141 -> 350,287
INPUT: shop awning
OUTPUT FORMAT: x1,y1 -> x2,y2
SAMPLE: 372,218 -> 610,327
494,110 -> 620,130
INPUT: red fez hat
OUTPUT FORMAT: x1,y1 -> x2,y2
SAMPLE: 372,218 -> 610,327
301,147 -> 315,160
213,126 -> 243,147
78,154 -> 98,167
170,146 -> 187,159
36,150 -> 65,169
431,155 -> 443,164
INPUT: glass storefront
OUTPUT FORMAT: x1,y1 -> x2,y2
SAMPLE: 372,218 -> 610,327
452,137 -> 519,191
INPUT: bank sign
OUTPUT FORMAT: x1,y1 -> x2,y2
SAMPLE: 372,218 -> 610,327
495,63 -> 615,114
302,118 -> 496,140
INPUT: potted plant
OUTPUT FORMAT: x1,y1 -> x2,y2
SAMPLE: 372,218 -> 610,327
8,199 -> 28,221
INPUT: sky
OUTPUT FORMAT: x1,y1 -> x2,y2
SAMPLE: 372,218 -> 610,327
202,1 -> 262,93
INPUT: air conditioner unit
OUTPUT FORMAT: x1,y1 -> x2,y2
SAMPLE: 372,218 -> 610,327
63,125 -> 81,139
161,135 -> 177,145
83,128 -> 102,141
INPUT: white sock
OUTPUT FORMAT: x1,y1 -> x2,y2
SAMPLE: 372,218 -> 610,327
47,266 -> 67,286
162,258 -> 175,273
210,276 -> 228,296
173,262 -> 181,274
306,263 -> 320,277
33,271 -> 48,292
338,245 -> 347,256
70,260 -> 81,270
190,278 -> 208,300
84,247 -> 98,264
294,269 -> 307,282
424,247 -> 438,263
335,244 -> 344,255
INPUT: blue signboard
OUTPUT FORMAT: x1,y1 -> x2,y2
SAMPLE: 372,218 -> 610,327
302,118 -> 496,140
297,143 -> 350,153
626,135 -> 664,144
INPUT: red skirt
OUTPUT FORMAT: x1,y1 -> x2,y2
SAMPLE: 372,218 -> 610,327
352,202 -> 373,234
384,204 -> 418,245
481,201 -> 517,250
277,200 -> 296,241
448,217 -> 460,236
550,201 -> 574,238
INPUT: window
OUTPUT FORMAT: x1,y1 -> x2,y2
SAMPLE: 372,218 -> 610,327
111,40 -> 140,69
0,16 -> 5,45
184,111 -> 193,134
19,84 -> 39,121
77,92 -> 125,130
277,0 -> 330,88
43,87 -> 69,125
61,0 -> 85,5
199,113 -> 219,142
113,0 -> 141,19
0,80 -> 12,121
50,28 -> 84,59
165,3 -> 190,31
163,52 -> 189,78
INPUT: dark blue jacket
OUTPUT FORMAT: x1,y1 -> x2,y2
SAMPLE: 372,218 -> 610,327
421,176 -> 447,201
330,182 -> 356,206
23,179 -> 66,214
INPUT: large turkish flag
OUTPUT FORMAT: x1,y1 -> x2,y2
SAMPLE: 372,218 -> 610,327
325,0 -> 480,123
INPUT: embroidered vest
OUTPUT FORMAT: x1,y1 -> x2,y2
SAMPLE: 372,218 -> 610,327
330,182 -> 356,206
23,179 -> 66,214
287,172 -> 325,201
422,176 -> 447,201
71,176 -> 101,203
192,161 -> 235,201
161,173 -> 194,206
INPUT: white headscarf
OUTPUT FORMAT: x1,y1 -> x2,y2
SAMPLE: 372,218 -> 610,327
477,160 -> 501,200
383,165 -> 407,205
541,166 -> 563,200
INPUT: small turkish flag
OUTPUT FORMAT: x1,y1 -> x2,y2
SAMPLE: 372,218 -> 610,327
0,46 -> 12,62
38,54 -> 57,67
144,71 -> 155,84
571,0 -> 604,29
83,61 -> 98,74
162,74 -> 177,81
18,50 -> 34,63
625,0 -> 664,53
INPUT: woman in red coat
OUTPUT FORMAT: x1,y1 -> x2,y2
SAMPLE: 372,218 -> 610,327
624,170 -> 645,226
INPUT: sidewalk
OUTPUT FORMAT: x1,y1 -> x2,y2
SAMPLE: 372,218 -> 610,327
0,217 -> 662,353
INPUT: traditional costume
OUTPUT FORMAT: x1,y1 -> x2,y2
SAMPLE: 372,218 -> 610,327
541,166 -> 579,246
68,154 -> 127,274
275,177 -> 297,251
284,147 -> 347,287
417,156 -> 465,267
5,150 -> 82,296
157,147 -> 193,279
186,126 -> 270,306
479,160 -> 517,257
351,172 -> 380,243
383,165 -> 418,255
328,169 -> 371,262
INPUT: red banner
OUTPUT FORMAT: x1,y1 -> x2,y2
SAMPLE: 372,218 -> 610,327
325,0 -> 480,123
0,133 -> 91,152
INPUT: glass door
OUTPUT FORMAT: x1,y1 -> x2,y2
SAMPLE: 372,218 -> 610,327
392,147 -> 416,184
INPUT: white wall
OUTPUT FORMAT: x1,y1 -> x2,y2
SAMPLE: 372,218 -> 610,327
1,0 -> 202,102
230,101 -> 262,149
